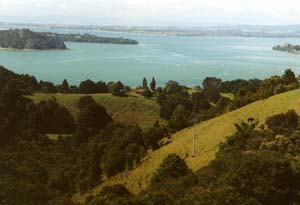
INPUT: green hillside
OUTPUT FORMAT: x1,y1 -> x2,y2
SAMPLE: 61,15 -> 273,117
73,89 -> 300,203
28,93 -> 165,129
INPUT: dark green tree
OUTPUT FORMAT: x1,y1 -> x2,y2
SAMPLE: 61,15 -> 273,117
150,77 -> 156,91
60,79 -> 69,93
282,69 -> 297,85
169,105 -> 191,131
191,92 -> 211,112
143,77 -> 148,89
77,96 -> 112,130
96,81 -> 108,93
143,121 -> 167,150
79,79 -> 97,94
202,77 -> 222,103
36,98 -> 75,134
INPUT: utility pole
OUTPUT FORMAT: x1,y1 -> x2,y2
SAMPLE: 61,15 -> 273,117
192,120 -> 196,157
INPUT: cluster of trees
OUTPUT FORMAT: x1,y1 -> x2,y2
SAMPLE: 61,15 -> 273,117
0,29 -> 67,50
87,110 -> 300,205
156,78 -> 226,132
154,69 -> 299,133
137,77 -> 156,97
68,79 -> 127,96
0,67 -> 170,204
221,69 -> 299,109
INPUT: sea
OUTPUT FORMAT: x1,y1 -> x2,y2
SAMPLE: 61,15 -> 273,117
0,27 -> 300,87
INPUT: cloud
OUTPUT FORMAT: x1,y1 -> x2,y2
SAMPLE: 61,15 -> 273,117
0,0 -> 299,25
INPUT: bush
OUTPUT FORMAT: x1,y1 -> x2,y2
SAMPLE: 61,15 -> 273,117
266,110 -> 299,135
151,154 -> 188,183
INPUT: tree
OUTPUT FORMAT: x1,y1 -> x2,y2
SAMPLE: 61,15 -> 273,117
222,151 -> 300,205
36,98 -> 75,134
71,126 -> 90,148
191,92 -> 211,112
151,154 -> 188,183
169,105 -> 191,131
0,80 -> 31,144
79,79 -> 97,94
282,69 -> 297,85
159,98 -> 178,120
143,77 -> 148,89
77,96 -> 112,130
164,81 -> 183,95
144,121 -> 167,150
150,77 -> 156,91
142,87 -> 153,98
101,147 -> 126,177
39,81 -> 57,93
202,77 -> 222,103
96,81 -> 108,93
58,79 -> 69,93
108,81 -> 125,96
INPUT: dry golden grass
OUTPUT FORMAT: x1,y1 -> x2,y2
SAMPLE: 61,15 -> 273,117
73,89 -> 300,203
28,93 -> 165,129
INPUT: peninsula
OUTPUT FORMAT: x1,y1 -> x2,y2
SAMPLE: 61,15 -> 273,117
0,29 -> 139,51
0,29 -> 67,50
53,33 -> 139,45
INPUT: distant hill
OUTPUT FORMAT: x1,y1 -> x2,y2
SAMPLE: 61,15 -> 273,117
73,89 -> 300,203
53,33 -> 138,45
0,29 -> 67,50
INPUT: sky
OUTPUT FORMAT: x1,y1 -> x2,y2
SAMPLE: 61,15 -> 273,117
0,0 -> 300,26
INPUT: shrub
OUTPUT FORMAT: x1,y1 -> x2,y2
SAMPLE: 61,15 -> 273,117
151,154 -> 188,183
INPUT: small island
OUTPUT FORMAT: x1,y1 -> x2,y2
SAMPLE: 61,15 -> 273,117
53,33 -> 139,45
273,43 -> 300,54
0,29 -> 67,50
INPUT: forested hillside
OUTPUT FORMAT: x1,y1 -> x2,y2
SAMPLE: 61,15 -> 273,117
0,29 -> 67,50
1,65 -> 300,205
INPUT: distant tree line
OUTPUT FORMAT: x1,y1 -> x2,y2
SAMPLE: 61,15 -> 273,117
0,66 -> 130,97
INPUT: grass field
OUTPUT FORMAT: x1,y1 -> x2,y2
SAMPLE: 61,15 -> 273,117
28,93 -> 165,129
47,134 -> 71,140
73,89 -> 300,203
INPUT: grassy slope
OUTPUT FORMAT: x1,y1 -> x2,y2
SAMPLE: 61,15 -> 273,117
28,93 -> 164,129
74,89 -> 300,202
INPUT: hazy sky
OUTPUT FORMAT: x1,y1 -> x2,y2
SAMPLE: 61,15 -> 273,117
0,0 -> 300,26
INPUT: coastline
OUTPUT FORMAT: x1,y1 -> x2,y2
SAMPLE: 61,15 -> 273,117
0,47 -> 70,51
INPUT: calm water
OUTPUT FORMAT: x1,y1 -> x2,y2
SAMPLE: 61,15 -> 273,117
0,28 -> 300,87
